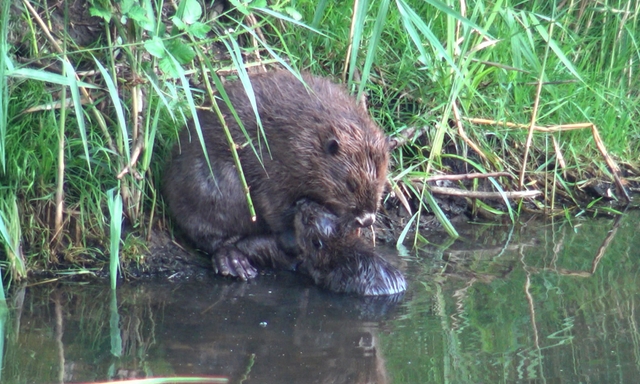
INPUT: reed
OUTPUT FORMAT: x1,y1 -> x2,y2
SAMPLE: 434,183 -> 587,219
0,0 -> 637,285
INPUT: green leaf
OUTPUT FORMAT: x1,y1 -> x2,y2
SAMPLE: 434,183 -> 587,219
89,5 -> 112,22
165,39 -> 195,65
396,0 -> 463,79
180,0 -> 202,24
188,22 -> 211,39
424,0 -> 490,37
228,0 -> 249,15
424,190 -> 459,239
159,56 -> 179,78
144,36 -> 166,58
255,7 -> 326,36
357,0 -> 390,102
93,58 -> 130,163
120,0 -> 134,14
172,16 -> 187,31
284,7 -> 302,21
127,5 -> 153,31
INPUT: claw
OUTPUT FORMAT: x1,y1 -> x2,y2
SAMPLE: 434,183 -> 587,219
213,246 -> 258,280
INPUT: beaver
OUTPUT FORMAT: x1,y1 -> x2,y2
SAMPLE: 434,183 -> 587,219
163,70 -> 389,280
292,199 -> 406,296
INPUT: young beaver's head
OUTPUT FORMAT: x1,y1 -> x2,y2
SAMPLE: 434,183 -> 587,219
293,199 -> 406,296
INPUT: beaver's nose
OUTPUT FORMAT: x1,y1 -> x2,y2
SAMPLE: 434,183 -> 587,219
355,213 -> 376,227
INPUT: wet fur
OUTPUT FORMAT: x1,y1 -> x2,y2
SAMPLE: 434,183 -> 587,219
163,71 -> 389,279
293,199 -> 406,296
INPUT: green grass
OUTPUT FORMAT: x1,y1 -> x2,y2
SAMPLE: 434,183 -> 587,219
0,0 -> 638,285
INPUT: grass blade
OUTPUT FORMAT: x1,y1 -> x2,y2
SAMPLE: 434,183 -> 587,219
529,13 -> 584,83
356,0 -> 391,102
93,57 -> 131,165
6,67 -> 98,89
0,0 -> 9,173
0,194 -> 25,280
61,60 -> 91,172
345,0 -> 369,85
396,0 -> 463,79
0,293 -> 7,382
424,189 -> 459,238
107,188 -> 123,290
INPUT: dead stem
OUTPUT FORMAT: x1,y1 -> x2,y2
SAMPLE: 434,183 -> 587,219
591,213 -> 624,274
132,84 -> 140,144
453,101 -> 487,161
467,117 -> 631,202
390,182 -> 413,215
520,248 -> 541,351
117,137 -> 144,180
519,21 -> 553,189
246,13 -> 266,72
429,186 -> 541,200
590,124 -> 631,202
388,126 -> 424,151
342,0 -> 360,83
53,83 -> 66,257
423,171 -> 512,182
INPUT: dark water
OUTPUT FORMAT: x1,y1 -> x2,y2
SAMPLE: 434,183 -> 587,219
2,211 -> 640,383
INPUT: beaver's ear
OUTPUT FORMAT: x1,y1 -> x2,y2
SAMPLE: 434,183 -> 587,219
324,137 -> 340,156
386,136 -> 398,152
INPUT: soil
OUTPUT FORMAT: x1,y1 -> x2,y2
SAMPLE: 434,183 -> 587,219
115,173 -> 639,283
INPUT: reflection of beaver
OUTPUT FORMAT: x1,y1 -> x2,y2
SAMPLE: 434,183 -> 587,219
163,71 -> 389,280
293,199 -> 406,296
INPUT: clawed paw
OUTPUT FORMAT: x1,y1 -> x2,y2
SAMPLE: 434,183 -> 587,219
213,247 -> 258,281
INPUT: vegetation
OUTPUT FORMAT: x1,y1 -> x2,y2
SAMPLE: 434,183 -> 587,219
0,0 -> 638,288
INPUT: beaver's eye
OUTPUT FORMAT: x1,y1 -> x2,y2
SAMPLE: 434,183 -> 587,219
324,137 -> 340,156
312,238 -> 323,249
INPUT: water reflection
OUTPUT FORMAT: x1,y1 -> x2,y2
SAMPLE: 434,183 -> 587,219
3,211 -> 640,383
386,211 -> 640,383
3,274 -> 403,383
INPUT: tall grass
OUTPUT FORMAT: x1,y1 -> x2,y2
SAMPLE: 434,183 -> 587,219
0,0 -> 638,285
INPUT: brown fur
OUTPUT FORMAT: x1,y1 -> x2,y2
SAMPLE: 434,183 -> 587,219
293,199 -> 406,296
163,71 -> 389,280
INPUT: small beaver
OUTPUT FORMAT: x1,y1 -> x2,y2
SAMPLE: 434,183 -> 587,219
163,71 -> 389,280
293,199 -> 406,296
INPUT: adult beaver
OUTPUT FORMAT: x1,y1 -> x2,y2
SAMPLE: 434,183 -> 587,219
293,199 -> 406,296
163,70 -> 389,280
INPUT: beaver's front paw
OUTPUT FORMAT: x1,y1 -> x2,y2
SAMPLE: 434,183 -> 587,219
213,246 -> 259,280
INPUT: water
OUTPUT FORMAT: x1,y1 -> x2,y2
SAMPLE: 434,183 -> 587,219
2,211 -> 640,383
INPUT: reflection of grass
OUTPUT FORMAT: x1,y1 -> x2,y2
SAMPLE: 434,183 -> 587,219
2,284 -> 181,382
384,212 -> 640,382
0,298 -> 7,382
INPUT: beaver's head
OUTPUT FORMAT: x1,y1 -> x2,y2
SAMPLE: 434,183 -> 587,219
305,121 -> 389,229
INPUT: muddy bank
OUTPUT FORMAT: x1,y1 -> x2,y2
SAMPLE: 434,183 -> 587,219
39,179 -> 636,285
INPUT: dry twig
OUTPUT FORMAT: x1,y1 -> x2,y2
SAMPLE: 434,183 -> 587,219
466,117 -> 631,203
429,186 -> 541,200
